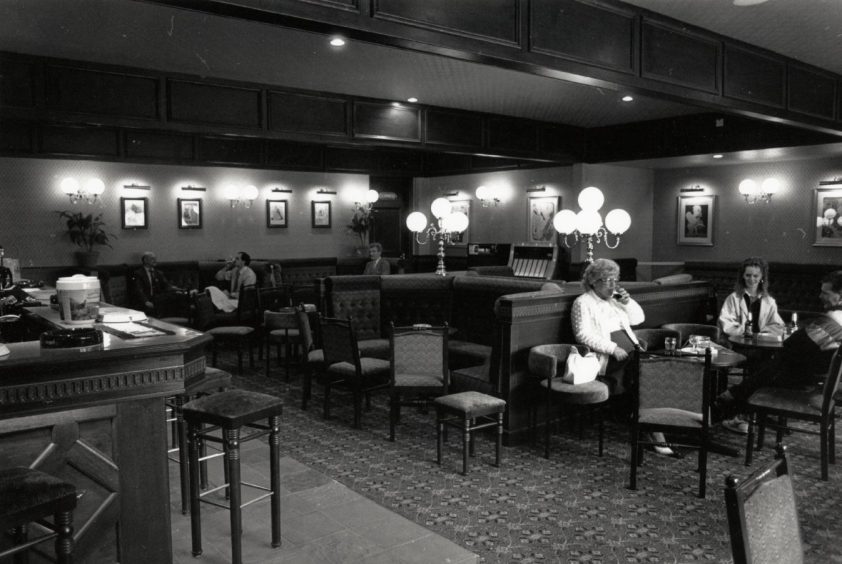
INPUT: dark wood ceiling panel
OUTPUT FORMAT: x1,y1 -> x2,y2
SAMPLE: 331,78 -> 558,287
423,152 -> 474,175
488,117 -> 538,154
40,124 -> 120,157
471,155 -> 522,170
539,124 -> 585,161
168,80 -> 262,127
788,65 -> 836,120
0,121 -> 35,153
425,109 -> 483,148
265,139 -> 325,169
0,58 -> 35,108
641,21 -> 719,93
45,66 -> 159,119
125,130 -> 194,162
373,0 -> 520,46
724,45 -> 785,108
323,146 -> 423,174
268,91 -> 349,136
530,0 -> 636,74
198,136 -> 263,165
353,101 -> 420,142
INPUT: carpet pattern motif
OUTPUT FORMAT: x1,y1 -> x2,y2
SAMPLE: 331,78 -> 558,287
222,354 -> 840,563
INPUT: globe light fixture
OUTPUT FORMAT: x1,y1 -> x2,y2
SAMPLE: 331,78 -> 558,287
552,186 -> 630,263
739,177 -> 779,204
406,197 -> 470,276
61,176 -> 105,204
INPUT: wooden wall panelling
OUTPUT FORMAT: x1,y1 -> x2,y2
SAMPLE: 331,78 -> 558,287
530,0 -> 637,74
788,64 -> 837,120
265,139 -> 325,169
539,124 -> 584,162
125,129 -> 196,162
198,135 -> 264,165
40,124 -> 120,157
724,45 -> 786,108
471,154 -> 524,170
268,90 -> 350,136
422,152 -> 475,175
373,0 -> 521,47
0,57 -> 36,108
168,79 -> 262,128
353,100 -> 421,142
425,108 -> 483,148
44,65 -> 160,120
641,20 -> 720,93
0,120 -> 35,153
487,117 -> 539,154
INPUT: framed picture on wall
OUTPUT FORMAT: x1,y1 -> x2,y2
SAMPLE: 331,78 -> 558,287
448,200 -> 470,245
814,186 -> 842,246
266,200 -> 288,228
527,196 -> 560,243
121,197 -> 148,230
311,200 -> 331,228
676,194 -> 714,246
178,198 -> 202,229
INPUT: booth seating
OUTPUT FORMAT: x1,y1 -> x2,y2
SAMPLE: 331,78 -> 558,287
319,272 -> 714,444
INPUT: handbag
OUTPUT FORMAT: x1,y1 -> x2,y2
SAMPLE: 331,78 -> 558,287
562,348 -> 600,384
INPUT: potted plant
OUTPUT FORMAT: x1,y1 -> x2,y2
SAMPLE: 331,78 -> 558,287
347,203 -> 374,255
56,210 -> 115,268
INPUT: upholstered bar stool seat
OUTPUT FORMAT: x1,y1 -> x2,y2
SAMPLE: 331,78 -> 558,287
434,391 -> 506,475
183,390 -> 284,564
0,467 -> 77,564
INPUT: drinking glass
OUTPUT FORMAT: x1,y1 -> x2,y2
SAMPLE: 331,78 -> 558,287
665,337 -> 677,356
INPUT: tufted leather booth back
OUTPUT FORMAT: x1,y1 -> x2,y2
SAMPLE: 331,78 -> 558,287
325,275 -> 382,340
380,275 -> 453,328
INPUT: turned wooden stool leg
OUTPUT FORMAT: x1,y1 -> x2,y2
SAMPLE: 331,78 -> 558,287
188,422 -> 203,557
269,415 -> 282,548
225,427 -> 243,564
54,509 -> 74,564
462,417 -> 470,475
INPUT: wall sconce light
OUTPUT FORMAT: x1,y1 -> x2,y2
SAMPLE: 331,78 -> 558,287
354,189 -> 380,211
181,185 -> 207,192
552,186 -> 631,263
475,185 -> 501,207
738,178 -> 779,204
61,177 -> 105,204
317,188 -> 337,195
406,197 -> 469,276
224,184 -> 259,208
123,183 -> 151,191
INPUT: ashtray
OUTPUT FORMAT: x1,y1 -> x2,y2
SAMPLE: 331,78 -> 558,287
40,327 -> 104,349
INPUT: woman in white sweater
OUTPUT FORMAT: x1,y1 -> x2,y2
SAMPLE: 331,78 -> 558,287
718,256 -> 785,339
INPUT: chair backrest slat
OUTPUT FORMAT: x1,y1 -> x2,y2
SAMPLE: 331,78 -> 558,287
320,316 -> 359,367
390,325 -> 448,383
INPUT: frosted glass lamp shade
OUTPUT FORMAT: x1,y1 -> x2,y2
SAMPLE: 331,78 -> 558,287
444,211 -> 469,233
552,209 -> 577,234
578,186 -> 604,211
738,179 -> 758,196
366,189 -> 380,203
223,184 -> 241,200
406,211 -> 428,232
242,184 -> 259,200
761,177 -> 781,195
575,210 -> 603,235
430,197 -> 452,219
605,209 -> 631,234
475,185 -> 489,200
61,178 -> 80,195
85,178 -> 105,196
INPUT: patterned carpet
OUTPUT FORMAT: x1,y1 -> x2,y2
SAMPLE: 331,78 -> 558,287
217,353 -> 840,564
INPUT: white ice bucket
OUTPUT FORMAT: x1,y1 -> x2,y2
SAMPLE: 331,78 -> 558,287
56,275 -> 101,324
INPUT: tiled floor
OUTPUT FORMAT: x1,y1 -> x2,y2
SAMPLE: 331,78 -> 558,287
168,437 -> 477,564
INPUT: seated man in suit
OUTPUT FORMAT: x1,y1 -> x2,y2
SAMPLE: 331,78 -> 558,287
363,242 -> 391,275
131,251 -> 181,314
206,251 -> 257,312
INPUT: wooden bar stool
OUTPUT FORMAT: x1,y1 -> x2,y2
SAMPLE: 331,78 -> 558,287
166,366 -> 233,514
434,391 -> 506,475
183,390 -> 283,564
0,467 -> 77,564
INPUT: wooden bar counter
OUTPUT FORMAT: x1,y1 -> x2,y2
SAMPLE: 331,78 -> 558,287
0,306 -> 212,563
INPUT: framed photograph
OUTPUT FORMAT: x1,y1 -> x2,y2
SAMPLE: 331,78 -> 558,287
527,196 -> 560,243
677,194 -> 715,246
814,187 -> 842,246
266,200 -> 288,228
311,200 -> 331,228
120,197 -> 148,230
448,200 -> 470,245
178,198 -> 202,229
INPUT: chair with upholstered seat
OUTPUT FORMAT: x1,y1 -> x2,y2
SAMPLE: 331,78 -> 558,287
296,304 -> 325,411
263,308 -> 301,380
629,348 -> 714,498
634,328 -> 681,351
0,467 -> 77,563
527,344 -> 610,459
725,444 -> 803,564
744,349 -> 842,480
661,323 -> 721,347
194,286 -> 260,374
388,323 -> 449,441
320,315 -> 390,428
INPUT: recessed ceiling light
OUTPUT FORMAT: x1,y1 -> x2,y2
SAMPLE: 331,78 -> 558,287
329,37 -> 345,47
712,154 -> 724,159
407,97 -> 418,103
621,95 -> 634,102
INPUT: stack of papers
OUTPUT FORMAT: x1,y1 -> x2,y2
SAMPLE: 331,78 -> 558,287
100,322 -> 165,338
97,308 -> 147,323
